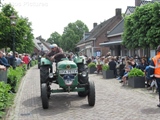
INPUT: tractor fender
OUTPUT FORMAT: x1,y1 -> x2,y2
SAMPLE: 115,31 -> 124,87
40,58 -> 52,66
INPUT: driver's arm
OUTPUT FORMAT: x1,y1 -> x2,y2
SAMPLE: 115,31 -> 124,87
54,47 -> 64,57
46,52 -> 53,61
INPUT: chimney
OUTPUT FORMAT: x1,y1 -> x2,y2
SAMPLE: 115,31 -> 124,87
135,0 -> 141,6
93,23 -> 97,28
115,8 -> 121,16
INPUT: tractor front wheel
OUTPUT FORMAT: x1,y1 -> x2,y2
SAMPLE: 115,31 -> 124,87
41,83 -> 49,109
40,66 -> 50,83
88,81 -> 95,106
47,85 -> 51,98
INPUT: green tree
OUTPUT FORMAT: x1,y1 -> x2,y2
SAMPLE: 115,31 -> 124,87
0,4 -> 34,53
60,20 -> 89,52
46,32 -> 61,46
15,17 -> 34,53
122,2 -> 160,49
61,29 -> 79,52
0,12 -> 10,49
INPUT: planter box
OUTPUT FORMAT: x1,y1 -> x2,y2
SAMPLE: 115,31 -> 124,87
102,70 -> 114,79
128,76 -> 145,88
88,67 -> 97,74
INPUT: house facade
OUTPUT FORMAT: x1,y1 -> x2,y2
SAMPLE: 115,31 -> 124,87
76,8 -> 122,57
99,0 -> 157,58
33,36 -> 51,55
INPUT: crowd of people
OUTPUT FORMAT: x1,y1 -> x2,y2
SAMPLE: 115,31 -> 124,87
0,50 -> 33,71
82,49 -> 160,107
83,53 -> 158,89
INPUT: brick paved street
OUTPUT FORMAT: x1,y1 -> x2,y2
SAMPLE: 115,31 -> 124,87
6,65 -> 160,120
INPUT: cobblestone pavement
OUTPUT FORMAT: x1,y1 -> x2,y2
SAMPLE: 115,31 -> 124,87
6,65 -> 160,120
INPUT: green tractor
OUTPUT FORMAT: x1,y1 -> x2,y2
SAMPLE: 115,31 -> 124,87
40,48 -> 95,109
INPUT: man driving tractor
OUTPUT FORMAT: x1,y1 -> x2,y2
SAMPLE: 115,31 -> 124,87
46,44 -> 66,72
47,44 -> 66,62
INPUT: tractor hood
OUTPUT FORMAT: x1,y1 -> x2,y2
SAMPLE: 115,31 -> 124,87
57,60 -> 77,70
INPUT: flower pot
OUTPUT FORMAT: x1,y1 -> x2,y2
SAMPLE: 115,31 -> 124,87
102,70 -> 114,79
88,67 -> 97,74
128,76 -> 145,88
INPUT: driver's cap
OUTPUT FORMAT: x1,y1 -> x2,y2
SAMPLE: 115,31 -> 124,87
50,44 -> 57,49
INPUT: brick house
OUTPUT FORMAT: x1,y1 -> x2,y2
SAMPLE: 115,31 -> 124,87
99,6 -> 135,56
99,0 -> 156,58
76,8 -> 122,57
33,36 -> 51,55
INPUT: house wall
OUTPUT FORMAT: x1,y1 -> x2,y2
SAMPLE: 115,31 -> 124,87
33,47 -> 39,55
106,33 -> 151,57
76,9 -> 122,57
83,41 -> 93,57
108,36 -> 122,41
95,16 -> 122,56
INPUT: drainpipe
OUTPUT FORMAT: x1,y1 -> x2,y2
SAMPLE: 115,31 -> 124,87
93,40 -> 95,56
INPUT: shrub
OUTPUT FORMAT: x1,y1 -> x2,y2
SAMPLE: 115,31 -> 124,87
31,60 -> 38,66
102,64 -> 109,71
88,62 -> 96,68
128,68 -> 145,78
7,65 -> 27,93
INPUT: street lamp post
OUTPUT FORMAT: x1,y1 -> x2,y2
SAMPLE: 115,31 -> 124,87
0,0 -> 3,7
10,13 -> 17,69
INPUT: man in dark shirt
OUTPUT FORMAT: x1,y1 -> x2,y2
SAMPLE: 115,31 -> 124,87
46,44 -> 66,62
46,44 -> 66,72
0,51 -> 10,67
108,57 -> 117,77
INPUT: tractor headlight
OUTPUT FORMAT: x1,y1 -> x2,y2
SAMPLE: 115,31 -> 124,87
81,71 -> 87,77
49,73 -> 54,78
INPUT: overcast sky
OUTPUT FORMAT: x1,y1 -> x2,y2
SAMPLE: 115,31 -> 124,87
3,0 -> 135,39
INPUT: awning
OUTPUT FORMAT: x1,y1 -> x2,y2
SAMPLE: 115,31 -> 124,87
99,41 -> 122,46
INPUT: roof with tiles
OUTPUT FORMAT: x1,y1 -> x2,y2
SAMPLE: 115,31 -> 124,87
33,38 -> 50,52
77,16 -> 118,45
128,6 -> 136,13
87,17 -> 115,39
107,19 -> 124,37
124,6 -> 136,15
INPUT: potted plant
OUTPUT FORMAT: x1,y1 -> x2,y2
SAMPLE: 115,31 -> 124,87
102,64 -> 114,79
128,68 -> 145,88
88,62 -> 97,74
